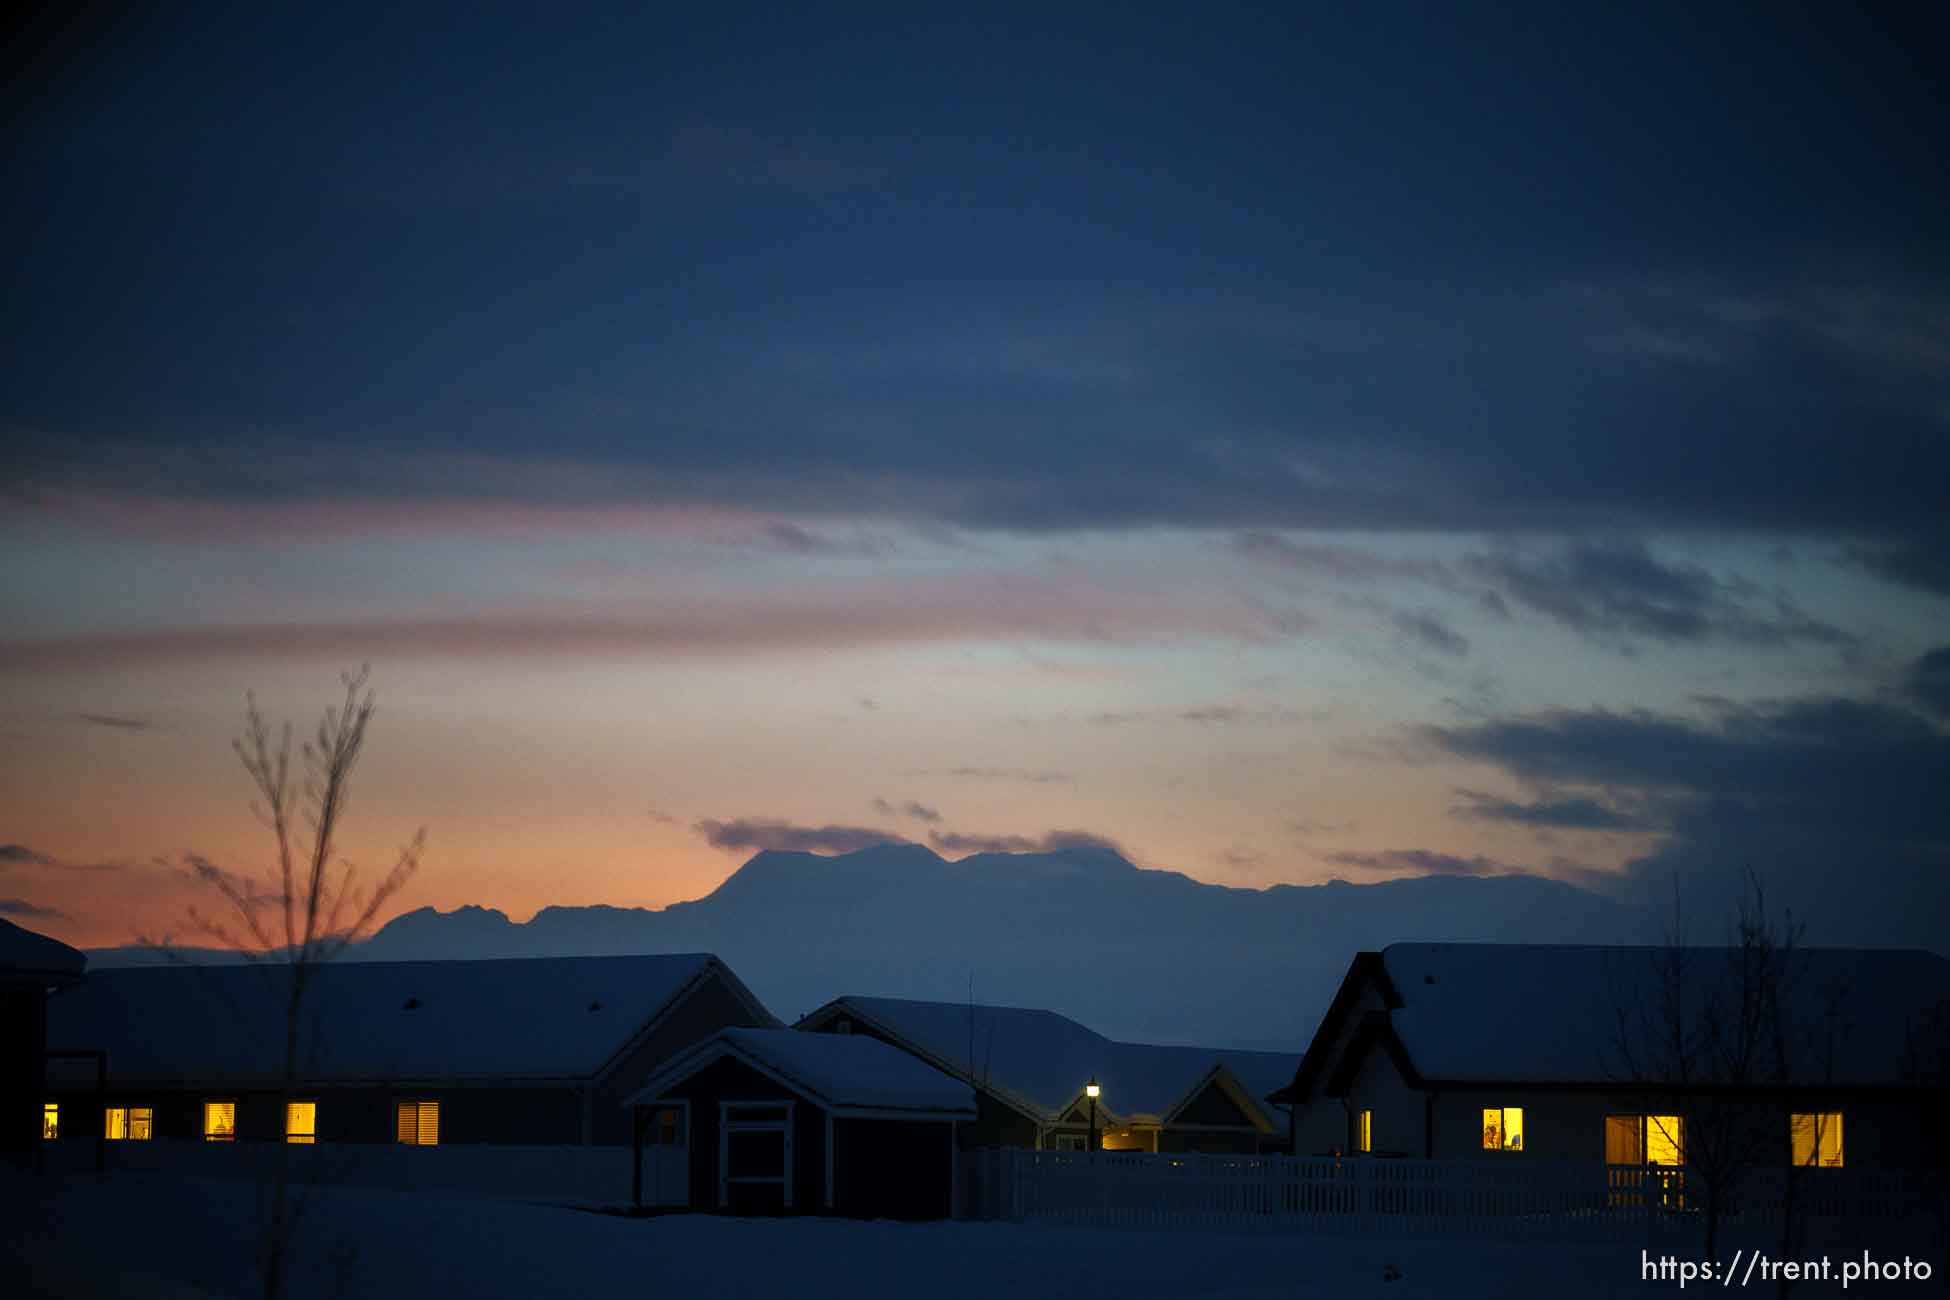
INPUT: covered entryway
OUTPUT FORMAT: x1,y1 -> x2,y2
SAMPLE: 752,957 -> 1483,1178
624,1027 -> 974,1217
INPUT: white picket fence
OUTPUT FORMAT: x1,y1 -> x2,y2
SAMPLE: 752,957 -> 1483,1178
41,1138 -> 688,1208
962,1150 -> 1945,1249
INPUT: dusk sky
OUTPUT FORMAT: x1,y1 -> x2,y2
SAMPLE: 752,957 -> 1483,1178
4,2 -> 1947,950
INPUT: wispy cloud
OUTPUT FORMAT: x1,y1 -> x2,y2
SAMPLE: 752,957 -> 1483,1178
0,898 -> 68,920
1229,532 -> 1447,583
1322,848 -> 1515,877
75,713 -> 164,732
870,797 -> 942,824
0,574 -> 1300,673
0,843 -> 122,873
693,818 -> 904,855
1462,540 -> 1852,653
1449,788 -> 1656,832
928,828 -> 1127,858
943,767 -> 1076,785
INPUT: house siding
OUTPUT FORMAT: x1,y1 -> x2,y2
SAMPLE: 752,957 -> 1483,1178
658,1053 -> 828,1213
45,1083 -> 585,1145
588,971 -> 768,1145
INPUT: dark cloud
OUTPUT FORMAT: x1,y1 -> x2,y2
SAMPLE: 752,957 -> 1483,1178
1463,540 -> 1853,652
1210,847 -> 1266,870
1904,646 -> 1950,720
1422,694 -> 1950,945
1323,848 -> 1515,877
1845,537 -> 1950,598
928,828 -> 1127,858
0,899 -> 68,920
694,818 -> 904,855
870,797 -> 942,823
944,766 -> 1075,785
1288,818 -> 1357,837
1449,788 -> 1656,832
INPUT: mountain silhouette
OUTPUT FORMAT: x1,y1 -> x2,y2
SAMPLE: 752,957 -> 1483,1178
93,845 -> 1650,1049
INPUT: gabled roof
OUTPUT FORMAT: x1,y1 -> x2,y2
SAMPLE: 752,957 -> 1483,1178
797,995 -> 1296,1128
1317,943 -> 1950,1090
1268,950 -> 1399,1105
624,1027 -> 976,1119
45,953 -> 775,1085
0,917 -> 86,982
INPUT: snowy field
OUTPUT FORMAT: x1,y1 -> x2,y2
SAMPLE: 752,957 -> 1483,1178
1,1169 -> 1923,1299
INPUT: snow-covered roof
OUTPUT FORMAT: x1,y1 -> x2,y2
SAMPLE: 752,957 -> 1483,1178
1381,943 -> 1950,1087
0,917 -> 86,980
804,996 -> 1296,1126
45,953 -> 769,1084
625,1027 -> 976,1117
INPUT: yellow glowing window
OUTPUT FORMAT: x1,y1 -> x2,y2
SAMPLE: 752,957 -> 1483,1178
204,1101 -> 237,1141
286,1102 -> 317,1145
43,1103 -> 58,1140
1791,1112 -> 1843,1167
1645,1115 -> 1683,1166
106,1106 -> 153,1140
1482,1106 -> 1524,1151
1355,1109 -> 1372,1154
396,1100 -> 439,1146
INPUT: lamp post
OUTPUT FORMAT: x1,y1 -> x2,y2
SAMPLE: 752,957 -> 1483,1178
1086,1077 -> 1100,1153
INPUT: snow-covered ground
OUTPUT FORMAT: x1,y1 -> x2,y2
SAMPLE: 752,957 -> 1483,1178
0,1169 -> 1916,1299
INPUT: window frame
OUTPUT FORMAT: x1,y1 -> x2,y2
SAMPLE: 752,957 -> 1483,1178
203,1099 -> 238,1142
396,1099 -> 441,1146
286,1100 -> 318,1145
1789,1111 -> 1844,1168
106,1105 -> 154,1141
1481,1106 -> 1525,1151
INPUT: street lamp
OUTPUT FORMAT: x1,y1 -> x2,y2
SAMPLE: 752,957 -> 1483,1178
1085,1077 -> 1100,1153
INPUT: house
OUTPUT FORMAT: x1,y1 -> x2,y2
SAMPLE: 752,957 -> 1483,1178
42,953 -> 774,1149
1270,943 -> 1950,1168
796,996 -> 1296,1154
1,918 -> 86,1163
622,1026 -> 976,1218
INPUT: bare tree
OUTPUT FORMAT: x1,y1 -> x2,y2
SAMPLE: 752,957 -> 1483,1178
1902,997 -> 1950,1285
1608,871 -> 1823,1267
168,667 -> 426,1300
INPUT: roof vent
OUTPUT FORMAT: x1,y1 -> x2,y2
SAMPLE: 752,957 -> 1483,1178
403,996 -> 422,1010
588,1000 -> 604,1012
1423,975 -> 1436,985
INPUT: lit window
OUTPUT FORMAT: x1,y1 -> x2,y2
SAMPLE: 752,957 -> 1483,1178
204,1101 -> 236,1141
286,1101 -> 317,1145
1482,1107 -> 1524,1151
106,1106 -> 154,1140
1790,1112 -> 1843,1167
396,1100 -> 440,1146
1645,1115 -> 1683,1166
43,1103 -> 58,1140
1355,1109 -> 1372,1154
